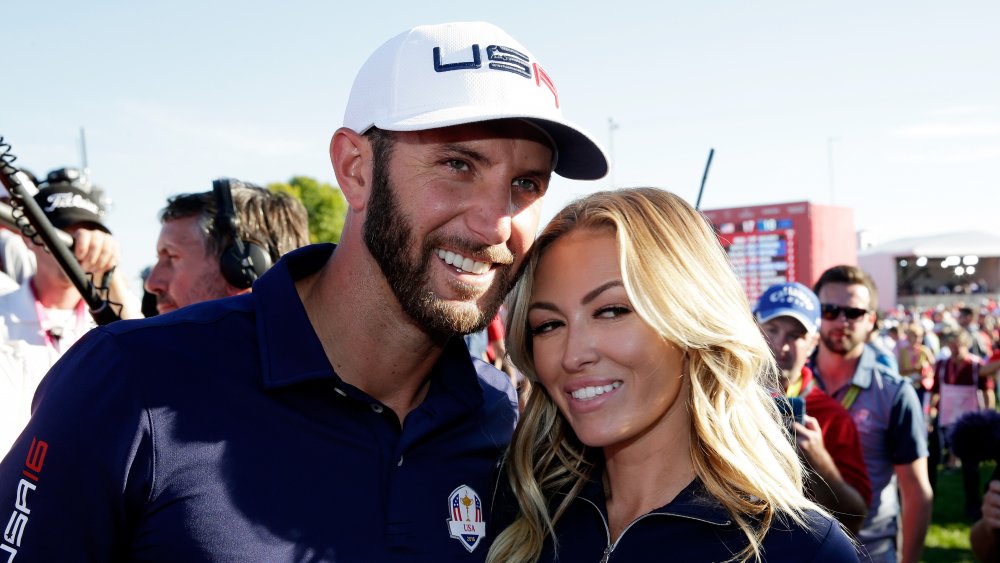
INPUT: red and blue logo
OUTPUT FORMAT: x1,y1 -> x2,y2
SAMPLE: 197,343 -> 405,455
432,44 -> 559,108
446,484 -> 485,552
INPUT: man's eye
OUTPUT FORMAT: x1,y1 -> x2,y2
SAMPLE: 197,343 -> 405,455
512,178 -> 540,193
445,160 -> 470,172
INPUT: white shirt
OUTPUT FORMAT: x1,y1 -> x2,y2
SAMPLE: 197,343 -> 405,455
0,280 -> 96,456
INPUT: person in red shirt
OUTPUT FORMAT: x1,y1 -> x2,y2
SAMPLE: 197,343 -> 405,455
755,282 -> 872,533
932,328 -> 995,518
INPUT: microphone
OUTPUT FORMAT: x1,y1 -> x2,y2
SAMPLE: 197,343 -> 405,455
949,410 -> 1000,463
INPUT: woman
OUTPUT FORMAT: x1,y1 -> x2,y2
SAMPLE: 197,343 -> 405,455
488,188 -> 857,562
897,321 -> 937,417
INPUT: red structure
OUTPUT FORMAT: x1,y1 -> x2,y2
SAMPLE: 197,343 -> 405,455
702,201 -> 856,303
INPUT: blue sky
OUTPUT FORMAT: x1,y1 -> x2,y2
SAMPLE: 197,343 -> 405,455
5,1 -> 998,293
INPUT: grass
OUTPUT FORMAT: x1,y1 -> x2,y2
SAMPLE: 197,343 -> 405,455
923,461 -> 996,563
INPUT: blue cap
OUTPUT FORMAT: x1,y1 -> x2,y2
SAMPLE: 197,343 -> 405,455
754,282 -> 821,333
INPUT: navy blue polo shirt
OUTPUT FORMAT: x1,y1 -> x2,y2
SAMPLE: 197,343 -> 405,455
536,474 -> 861,562
0,244 -> 518,562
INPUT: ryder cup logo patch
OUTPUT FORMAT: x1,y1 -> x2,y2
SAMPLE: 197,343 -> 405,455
447,484 -> 486,552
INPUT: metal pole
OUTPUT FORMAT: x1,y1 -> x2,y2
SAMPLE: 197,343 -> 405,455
695,148 -> 715,211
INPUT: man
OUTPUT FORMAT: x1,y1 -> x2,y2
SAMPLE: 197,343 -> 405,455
143,180 -> 310,315
0,21 -> 607,562
754,282 -> 871,533
0,175 -> 141,453
957,306 -> 993,360
811,265 -> 933,563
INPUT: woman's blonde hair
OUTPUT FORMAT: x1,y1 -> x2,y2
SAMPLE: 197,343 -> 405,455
488,188 -> 822,563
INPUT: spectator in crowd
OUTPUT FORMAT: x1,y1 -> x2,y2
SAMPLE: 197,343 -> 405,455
489,189 -> 856,563
0,21 -> 607,561
867,312 -> 899,372
958,306 -> 994,360
755,281 -> 871,533
144,179 -> 310,315
930,328 -> 994,517
0,176 -> 141,453
922,316 -> 942,358
897,321 -> 937,422
812,265 -> 932,563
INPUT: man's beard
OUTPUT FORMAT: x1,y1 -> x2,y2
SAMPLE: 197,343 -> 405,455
820,329 -> 866,356
156,266 -> 231,313
362,152 -> 518,337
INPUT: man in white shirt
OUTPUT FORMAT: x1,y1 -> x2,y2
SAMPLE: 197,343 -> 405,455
0,174 -> 140,454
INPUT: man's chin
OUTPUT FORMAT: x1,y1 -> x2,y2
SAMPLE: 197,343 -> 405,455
426,299 -> 491,335
156,303 -> 178,315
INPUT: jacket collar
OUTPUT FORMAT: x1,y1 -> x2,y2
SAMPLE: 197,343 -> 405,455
256,244 -> 338,388
577,468 -> 733,526
848,344 -> 880,389
254,244 -> 485,413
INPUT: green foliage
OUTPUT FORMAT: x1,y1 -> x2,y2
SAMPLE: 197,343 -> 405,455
267,176 -> 347,243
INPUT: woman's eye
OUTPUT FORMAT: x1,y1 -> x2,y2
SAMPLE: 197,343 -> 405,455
529,320 -> 561,336
596,306 -> 631,319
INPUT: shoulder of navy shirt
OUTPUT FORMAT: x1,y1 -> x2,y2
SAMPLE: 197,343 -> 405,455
537,472 -> 862,562
0,243 -> 518,562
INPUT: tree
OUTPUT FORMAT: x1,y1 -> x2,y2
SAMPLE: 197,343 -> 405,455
267,176 -> 347,243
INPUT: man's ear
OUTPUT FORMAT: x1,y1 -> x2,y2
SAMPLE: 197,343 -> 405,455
330,127 -> 373,211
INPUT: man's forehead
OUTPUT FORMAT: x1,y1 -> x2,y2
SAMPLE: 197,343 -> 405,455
819,281 -> 871,302
160,216 -> 208,246
765,315 -> 810,334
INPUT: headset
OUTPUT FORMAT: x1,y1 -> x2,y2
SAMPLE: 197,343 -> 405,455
212,178 -> 272,289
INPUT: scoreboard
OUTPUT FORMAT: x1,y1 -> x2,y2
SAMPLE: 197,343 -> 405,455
701,202 -> 856,304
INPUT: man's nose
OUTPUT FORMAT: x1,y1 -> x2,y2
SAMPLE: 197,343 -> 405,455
144,263 -> 167,294
467,181 -> 513,246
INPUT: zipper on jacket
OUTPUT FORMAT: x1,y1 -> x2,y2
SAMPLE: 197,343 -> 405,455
581,497 -> 732,562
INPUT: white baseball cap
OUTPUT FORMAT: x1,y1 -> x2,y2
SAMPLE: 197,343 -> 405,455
343,21 -> 609,181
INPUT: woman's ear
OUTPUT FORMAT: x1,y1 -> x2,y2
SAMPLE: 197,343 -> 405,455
330,127 -> 373,211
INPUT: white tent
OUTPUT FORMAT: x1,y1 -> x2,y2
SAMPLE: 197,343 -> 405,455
858,231 -> 1000,310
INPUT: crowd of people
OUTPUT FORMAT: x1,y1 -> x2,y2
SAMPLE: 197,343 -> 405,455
0,19 -> 998,563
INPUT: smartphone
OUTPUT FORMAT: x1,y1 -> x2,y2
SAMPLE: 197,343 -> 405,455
789,397 -> 806,425
774,396 -> 807,426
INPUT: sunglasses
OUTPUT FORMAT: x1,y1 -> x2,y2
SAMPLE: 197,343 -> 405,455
820,304 -> 869,321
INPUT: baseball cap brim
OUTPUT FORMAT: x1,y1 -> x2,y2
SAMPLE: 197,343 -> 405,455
374,110 -> 608,181
756,308 -> 818,334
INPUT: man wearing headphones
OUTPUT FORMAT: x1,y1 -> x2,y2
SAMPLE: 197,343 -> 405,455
0,22 -> 606,561
143,179 -> 310,315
